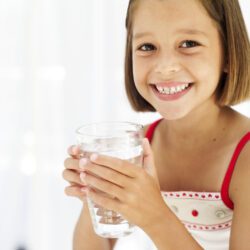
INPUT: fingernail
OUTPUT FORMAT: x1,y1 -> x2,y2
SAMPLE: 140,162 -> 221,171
90,153 -> 98,161
72,145 -> 78,155
80,172 -> 86,182
80,186 -> 88,193
79,158 -> 88,169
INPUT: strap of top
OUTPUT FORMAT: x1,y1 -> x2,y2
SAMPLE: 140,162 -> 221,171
221,132 -> 250,209
145,118 -> 163,142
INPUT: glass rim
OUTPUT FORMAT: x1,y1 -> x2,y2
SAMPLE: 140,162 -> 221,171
75,121 -> 143,137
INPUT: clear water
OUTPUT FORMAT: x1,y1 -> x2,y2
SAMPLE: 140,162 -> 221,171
82,145 -> 143,238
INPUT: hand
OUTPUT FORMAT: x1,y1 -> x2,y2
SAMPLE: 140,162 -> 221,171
79,138 -> 167,230
63,145 -> 88,201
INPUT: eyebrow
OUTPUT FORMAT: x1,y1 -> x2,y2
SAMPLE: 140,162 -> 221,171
133,32 -> 153,40
175,28 -> 208,36
133,29 -> 207,40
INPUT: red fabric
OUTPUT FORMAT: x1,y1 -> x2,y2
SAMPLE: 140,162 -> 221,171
221,132 -> 250,209
145,119 -> 250,210
145,118 -> 163,142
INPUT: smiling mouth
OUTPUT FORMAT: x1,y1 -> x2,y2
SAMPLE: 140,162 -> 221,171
151,82 -> 193,95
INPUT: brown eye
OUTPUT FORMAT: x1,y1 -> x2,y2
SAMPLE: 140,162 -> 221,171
181,40 -> 200,48
138,44 -> 156,51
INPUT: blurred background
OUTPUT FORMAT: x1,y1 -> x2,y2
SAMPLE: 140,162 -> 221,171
0,0 -> 249,249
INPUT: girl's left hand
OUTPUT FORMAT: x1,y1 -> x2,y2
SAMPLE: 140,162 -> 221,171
79,138 -> 167,230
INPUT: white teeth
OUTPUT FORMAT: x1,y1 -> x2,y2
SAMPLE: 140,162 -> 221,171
156,83 -> 190,95
157,87 -> 163,92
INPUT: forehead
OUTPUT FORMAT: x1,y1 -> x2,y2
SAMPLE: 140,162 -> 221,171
132,0 -> 217,36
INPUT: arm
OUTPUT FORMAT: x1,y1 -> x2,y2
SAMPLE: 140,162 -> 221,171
73,204 -> 117,250
228,142 -> 250,249
142,205 -> 203,250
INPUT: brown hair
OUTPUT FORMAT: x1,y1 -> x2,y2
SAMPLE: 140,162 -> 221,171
124,0 -> 250,112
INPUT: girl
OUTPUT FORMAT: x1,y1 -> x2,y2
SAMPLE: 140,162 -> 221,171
63,0 -> 250,249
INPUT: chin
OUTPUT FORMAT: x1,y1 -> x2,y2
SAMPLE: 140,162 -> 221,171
158,107 -> 191,121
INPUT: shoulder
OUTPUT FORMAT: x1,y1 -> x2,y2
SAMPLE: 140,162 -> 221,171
229,115 -> 250,200
220,110 -> 250,246
230,137 -> 250,203
228,134 -> 250,247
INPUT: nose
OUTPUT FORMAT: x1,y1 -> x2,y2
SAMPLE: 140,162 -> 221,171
154,50 -> 181,75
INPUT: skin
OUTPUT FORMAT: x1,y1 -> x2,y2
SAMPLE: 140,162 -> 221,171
63,0 -> 250,249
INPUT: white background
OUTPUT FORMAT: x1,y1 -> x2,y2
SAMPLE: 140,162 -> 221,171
0,0 -> 249,249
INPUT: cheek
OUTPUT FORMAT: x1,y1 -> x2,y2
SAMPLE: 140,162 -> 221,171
132,58 -> 146,88
188,55 -> 222,88
199,46 -> 224,83
132,59 -> 138,84
132,58 -> 152,101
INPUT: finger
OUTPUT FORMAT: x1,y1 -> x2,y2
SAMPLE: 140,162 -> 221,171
64,157 -> 80,171
81,172 -> 126,200
142,138 -> 160,187
62,169 -> 86,185
142,138 -> 155,175
64,185 -> 87,201
87,188 -> 123,213
67,145 -> 84,159
79,159 -> 132,187
89,154 -> 138,178
67,145 -> 78,156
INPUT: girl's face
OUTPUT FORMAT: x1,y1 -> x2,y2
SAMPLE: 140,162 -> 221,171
132,0 -> 226,120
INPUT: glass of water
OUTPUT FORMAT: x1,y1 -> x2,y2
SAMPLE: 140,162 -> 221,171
76,121 -> 143,238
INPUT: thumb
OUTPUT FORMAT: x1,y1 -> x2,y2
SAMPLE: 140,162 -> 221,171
142,138 -> 159,186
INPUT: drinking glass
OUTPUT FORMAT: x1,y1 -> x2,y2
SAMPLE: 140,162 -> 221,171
76,121 -> 143,238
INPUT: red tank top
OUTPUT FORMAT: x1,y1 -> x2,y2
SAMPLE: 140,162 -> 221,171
145,118 -> 250,210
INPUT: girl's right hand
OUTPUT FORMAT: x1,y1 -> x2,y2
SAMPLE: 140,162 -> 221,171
63,145 -> 87,201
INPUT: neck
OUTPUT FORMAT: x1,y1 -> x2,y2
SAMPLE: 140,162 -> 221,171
161,102 -> 230,149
